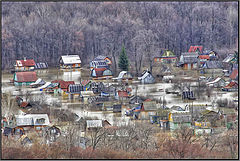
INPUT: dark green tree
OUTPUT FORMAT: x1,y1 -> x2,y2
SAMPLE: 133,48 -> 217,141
118,44 -> 129,71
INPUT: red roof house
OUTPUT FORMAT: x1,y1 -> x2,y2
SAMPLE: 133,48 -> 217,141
15,59 -> 36,71
52,80 -> 75,91
13,72 -> 37,86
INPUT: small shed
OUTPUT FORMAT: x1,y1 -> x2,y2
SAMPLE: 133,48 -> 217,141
168,113 -> 192,131
138,71 -> 155,84
13,72 -> 37,86
59,55 -> 81,69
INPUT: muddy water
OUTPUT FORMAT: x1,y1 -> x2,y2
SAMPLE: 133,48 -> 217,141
2,68 -> 238,125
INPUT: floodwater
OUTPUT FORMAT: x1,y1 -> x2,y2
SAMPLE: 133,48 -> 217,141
2,68 -> 238,125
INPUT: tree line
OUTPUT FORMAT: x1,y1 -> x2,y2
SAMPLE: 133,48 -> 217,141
2,2 -> 238,74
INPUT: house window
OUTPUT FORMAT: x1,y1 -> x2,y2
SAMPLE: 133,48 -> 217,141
36,118 -> 45,124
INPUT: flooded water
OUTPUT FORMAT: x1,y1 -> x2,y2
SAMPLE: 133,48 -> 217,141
2,68 -> 238,126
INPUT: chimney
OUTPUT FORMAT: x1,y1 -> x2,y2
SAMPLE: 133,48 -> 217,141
24,57 -> 26,61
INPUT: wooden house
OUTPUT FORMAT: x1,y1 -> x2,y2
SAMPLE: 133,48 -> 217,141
206,77 -> 226,88
15,58 -> 36,71
52,80 -> 75,95
178,52 -> 199,70
115,90 -> 129,100
138,71 -> 155,84
14,114 -> 50,133
59,55 -> 81,69
90,68 -> 113,80
168,112 -> 192,131
139,101 -> 157,120
222,81 -> 238,92
154,50 -> 177,64
112,71 -> 133,81
13,72 -> 37,86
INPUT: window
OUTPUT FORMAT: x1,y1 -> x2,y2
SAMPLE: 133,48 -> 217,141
36,118 -> 45,124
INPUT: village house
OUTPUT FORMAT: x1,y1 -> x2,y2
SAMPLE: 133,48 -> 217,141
11,114 -> 50,134
178,52 -> 199,70
115,90 -> 130,101
168,112 -> 192,131
206,77 -> 226,88
150,108 -> 170,129
201,61 -> 223,74
138,70 -> 155,84
15,58 -> 36,71
51,80 -> 75,95
154,50 -> 177,64
59,55 -> 81,69
138,101 -> 157,120
90,68 -> 113,80
198,110 -> 221,127
13,71 -> 37,86
90,55 -> 112,69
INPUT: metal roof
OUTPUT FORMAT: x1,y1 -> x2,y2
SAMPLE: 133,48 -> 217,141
60,55 -> 81,65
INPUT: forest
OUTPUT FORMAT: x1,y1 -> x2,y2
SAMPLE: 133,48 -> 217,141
2,2 -> 238,73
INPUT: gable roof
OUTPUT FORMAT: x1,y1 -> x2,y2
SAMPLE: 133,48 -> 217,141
179,52 -> 198,64
52,80 -> 75,89
35,62 -> 48,69
138,71 -> 153,80
188,46 -> 203,53
60,55 -> 81,65
16,59 -> 36,67
206,77 -> 225,84
15,114 -> 50,126
81,80 -> 91,86
142,101 -> 157,111
68,84 -> 83,93
94,55 -> 110,61
161,50 -> 176,57
15,72 -> 37,82
202,61 -> 223,69
230,69 -> 238,80
222,54 -> 235,63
